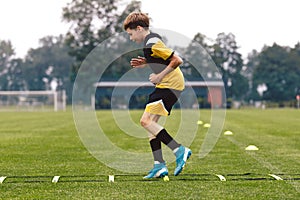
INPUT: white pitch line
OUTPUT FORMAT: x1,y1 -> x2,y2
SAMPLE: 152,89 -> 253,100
215,174 -> 226,181
108,175 -> 115,182
52,176 -> 60,183
0,176 -> 7,184
268,174 -> 283,181
225,136 -> 300,192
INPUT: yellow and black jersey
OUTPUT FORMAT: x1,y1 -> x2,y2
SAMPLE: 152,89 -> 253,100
143,32 -> 185,91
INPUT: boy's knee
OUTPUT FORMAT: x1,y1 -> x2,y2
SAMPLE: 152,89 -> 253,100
140,117 -> 151,128
147,132 -> 156,140
141,117 -> 164,136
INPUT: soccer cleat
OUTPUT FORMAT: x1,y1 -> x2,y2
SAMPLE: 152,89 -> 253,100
174,146 -> 192,176
143,162 -> 169,179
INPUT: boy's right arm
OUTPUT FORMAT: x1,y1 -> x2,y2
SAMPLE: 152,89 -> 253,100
130,56 -> 147,68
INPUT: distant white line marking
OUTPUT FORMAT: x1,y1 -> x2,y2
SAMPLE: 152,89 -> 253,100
52,176 -> 60,183
0,176 -> 7,183
215,174 -> 226,181
268,174 -> 283,180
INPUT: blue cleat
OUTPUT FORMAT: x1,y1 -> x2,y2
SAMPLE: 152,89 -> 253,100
143,162 -> 168,179
174,146 -> 192,176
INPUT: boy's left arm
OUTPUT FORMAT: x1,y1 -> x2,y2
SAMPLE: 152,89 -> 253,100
149,54 -> 183,84
130,56 -> 147,68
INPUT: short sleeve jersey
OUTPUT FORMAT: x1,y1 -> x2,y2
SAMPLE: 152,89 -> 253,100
143,32 -> 185,91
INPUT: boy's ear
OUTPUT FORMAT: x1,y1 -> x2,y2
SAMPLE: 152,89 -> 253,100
136,26 -> 143,31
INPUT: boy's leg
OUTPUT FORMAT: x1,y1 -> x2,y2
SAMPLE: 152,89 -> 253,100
141,111 -> 192,176
141,88 -> 192,177
143,113 -> 168,179
147,114 -> 163,163
141,112 -> 180,151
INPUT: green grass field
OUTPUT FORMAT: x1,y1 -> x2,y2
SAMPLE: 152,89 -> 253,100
0,109 -> 299,199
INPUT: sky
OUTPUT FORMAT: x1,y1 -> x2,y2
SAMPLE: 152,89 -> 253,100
0,0 -> 299,58
0,0 -> 71,58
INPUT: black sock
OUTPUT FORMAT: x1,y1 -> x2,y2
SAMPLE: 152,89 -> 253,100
150,138 -> 164,163
156,129 -> 180,151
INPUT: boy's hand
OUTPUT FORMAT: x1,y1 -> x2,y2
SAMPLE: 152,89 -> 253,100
130,56 -> 147,68
149,65 -> 176,85
149,73 -> 162,85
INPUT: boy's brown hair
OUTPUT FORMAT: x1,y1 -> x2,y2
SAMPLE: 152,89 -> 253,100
123,12 -> 149,30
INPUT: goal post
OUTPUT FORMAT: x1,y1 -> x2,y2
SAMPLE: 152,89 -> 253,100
0,90 -> 66,111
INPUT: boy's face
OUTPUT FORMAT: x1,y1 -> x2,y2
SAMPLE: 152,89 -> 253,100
126,26 -> 144,44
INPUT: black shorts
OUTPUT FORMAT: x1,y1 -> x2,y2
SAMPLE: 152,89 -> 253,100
146,88 -> 181,116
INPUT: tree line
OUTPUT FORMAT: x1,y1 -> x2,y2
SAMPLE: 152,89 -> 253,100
0,0 -> 299,106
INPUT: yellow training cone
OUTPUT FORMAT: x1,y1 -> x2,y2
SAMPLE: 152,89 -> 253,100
203,123 -> 211,128
224,131 -> 233,135
245,145 -> 259,151
197,120 -> 203,125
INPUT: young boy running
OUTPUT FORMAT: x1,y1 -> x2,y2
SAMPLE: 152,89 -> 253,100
123,12 -> 191,179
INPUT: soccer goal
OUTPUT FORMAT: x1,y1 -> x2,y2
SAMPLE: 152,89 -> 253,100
0,90 -> 66,111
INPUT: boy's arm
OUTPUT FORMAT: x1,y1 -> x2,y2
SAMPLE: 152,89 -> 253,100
149,54 -> 183,84
130,56 -> 147,68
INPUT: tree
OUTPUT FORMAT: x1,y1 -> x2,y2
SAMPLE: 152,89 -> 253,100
5,58 -> 27,91
62,0 -> 142,81
246,50 -> 261,100
0,39 -> 25,91
23,35 -> 74,97
252,43 -> 300,101
288,43 -> 300,96
210,33 -> 248,100
182,33 -> 217,81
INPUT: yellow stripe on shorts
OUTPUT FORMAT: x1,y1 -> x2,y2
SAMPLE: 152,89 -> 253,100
145,99 -> 169,116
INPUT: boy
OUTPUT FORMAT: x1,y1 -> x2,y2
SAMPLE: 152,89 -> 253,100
123,12 -> 191,179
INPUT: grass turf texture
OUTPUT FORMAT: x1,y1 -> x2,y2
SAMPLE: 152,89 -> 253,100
0,109 -> 299,199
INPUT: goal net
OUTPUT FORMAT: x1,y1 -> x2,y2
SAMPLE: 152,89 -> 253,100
0,90 -> 66,111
